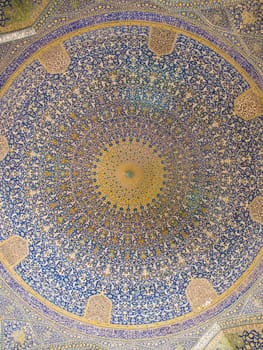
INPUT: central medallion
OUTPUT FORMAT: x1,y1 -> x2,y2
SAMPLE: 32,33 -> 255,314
125,169 -> 135,178
93,139 -> 166,212
116,161 -> 144,189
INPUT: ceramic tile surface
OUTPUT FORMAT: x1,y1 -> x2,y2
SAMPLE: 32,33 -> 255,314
0,1 -> 262,349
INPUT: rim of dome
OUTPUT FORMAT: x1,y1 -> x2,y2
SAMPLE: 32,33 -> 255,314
0,12 -> 263,94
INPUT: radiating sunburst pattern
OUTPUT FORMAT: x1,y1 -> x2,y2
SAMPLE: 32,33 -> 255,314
0,23 -> 262,326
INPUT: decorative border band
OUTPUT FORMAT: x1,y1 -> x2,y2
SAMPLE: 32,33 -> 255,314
0,12 -> 263,92
1,252 -> 262,338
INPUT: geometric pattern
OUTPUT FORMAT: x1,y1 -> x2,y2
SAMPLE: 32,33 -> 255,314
1,271 -> 263,349
0,8 -> 262,349
94,139 -> 166,212
0,19 -> 262,328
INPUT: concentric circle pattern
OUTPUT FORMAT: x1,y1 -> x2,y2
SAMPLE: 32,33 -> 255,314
0,22 -> 262,328
93,139 -> 166,212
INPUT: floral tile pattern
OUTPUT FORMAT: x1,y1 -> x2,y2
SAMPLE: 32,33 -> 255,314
0,8 -> 262,345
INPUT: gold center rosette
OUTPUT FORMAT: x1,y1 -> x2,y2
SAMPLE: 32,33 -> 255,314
93,139 -> 166,211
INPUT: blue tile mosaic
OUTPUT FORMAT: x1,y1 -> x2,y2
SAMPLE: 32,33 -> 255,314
0,11 -> 262,340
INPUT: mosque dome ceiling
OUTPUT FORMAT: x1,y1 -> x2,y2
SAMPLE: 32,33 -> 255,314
0,0 -> 262,345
